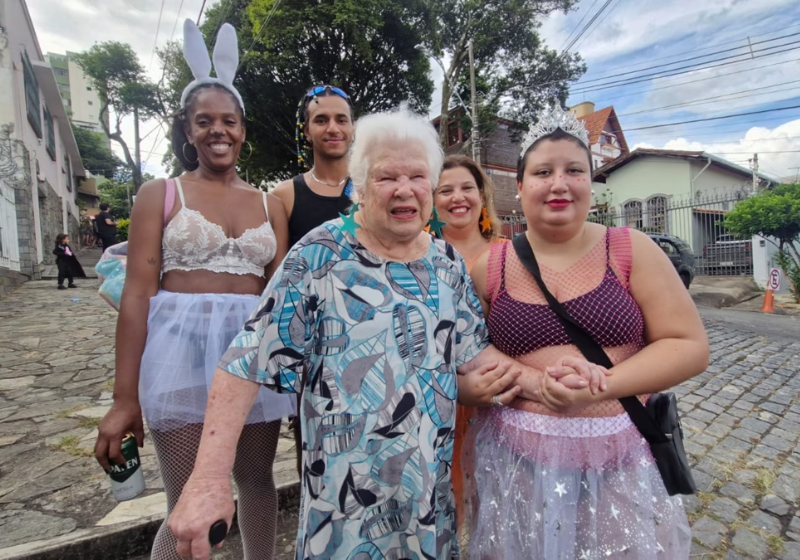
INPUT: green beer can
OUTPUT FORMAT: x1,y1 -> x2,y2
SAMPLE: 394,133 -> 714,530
109,433 -> 145,501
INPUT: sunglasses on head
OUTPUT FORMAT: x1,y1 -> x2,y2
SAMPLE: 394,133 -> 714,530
306,85 -> 349,100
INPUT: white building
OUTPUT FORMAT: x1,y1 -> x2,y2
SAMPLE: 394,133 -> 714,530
45,51 -> 108,136
0,0 -> 86,294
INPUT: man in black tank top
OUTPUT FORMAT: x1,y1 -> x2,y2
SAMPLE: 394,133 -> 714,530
272,86 -> 354,247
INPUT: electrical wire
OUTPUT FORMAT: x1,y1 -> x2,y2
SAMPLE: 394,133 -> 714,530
559,0 -> 601,52
149,0 -> 168,71
571,0 -> 623,53
196,0 -> 208,25
169,0 -> 187,41
238,0 -> 283,71
563,0 -> 616,53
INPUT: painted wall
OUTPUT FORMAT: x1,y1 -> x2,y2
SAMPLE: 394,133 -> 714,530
690,160 -> 752,198
597,156 -> 691,206
0,0 -> 80,271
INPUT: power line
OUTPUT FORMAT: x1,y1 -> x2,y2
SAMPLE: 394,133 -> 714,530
196,0 -> 208,25
576,56 -> 800,103
577,23 -> 800,80
577,31 -> 800,87
169,0 -> 187,41
571,42 -> 800,94
149,0 -> 168,71
630,114 -> 800,142
559,0 -> 601,52
624,105 -> 800,132
617,80 -> 800,118
239,0 -> 283,71
563,0 -> 615,53
571,0 -> 623,53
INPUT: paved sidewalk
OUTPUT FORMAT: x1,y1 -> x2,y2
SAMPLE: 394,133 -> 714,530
0,281 -> 298,559
2,281 -> 800,559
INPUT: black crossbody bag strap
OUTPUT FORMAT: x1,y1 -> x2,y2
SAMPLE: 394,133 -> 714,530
511,234 -> 668,445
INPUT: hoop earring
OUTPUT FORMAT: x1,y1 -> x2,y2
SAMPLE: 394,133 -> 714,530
480,207 -> 493,234
182,142 -> 198,164
239,141 -> 253,163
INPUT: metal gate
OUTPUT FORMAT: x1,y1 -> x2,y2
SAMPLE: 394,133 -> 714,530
499,187 -> 754,276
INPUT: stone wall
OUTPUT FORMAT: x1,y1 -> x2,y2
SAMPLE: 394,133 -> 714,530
0,266 -> 28,298
14,176 -> 39,280
37,179 -> 63,266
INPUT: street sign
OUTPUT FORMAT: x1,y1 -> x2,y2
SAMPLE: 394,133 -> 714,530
768,268 -> 781,290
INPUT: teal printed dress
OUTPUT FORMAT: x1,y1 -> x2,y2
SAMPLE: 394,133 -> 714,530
219,220 -> 490,559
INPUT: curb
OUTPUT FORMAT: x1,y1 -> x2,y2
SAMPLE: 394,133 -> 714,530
2,481 -> 300,560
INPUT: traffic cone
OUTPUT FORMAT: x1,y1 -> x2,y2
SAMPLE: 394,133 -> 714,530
761,289 -> 775,313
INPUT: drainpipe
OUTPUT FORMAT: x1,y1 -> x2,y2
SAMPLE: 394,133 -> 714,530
691,156 -> 711,200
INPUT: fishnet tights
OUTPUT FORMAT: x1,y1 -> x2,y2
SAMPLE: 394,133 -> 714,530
150,420 -> 282,560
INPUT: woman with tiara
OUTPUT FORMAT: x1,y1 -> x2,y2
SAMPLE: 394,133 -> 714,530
464,106 -> 708,558
94,20 -> 294,559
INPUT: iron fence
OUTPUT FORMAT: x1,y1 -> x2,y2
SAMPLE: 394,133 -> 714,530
499,187 -> 755,276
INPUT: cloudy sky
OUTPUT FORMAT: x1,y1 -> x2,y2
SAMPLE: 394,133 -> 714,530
28,0 -> 800,180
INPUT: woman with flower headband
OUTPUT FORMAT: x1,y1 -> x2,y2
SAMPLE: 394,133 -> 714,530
94,20 -> 294,560
433,155 -> 506,541
464,106 -> 708,558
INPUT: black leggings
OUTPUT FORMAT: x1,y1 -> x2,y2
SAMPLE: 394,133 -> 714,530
57,264 -> 73,286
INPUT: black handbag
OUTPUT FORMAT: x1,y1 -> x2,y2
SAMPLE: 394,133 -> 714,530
511,234 -> 696,496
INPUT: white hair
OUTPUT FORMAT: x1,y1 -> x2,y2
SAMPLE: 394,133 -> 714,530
348,107 -> 444,196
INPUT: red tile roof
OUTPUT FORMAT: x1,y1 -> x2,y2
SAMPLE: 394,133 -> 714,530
577,106 -> 630,154
578,106 -> 613,145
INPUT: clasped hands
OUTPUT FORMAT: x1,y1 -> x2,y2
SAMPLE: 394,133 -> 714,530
458,356 -> 611,414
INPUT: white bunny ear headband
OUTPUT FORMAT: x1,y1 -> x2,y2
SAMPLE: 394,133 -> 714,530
180,19 -> 245,115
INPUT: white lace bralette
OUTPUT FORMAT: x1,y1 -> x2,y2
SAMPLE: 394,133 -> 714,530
161,178 -> 276,277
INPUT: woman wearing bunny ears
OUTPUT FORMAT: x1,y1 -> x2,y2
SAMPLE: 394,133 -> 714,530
94,20 -> 295,560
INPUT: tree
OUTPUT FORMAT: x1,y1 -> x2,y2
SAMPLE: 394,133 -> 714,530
724,184 -> 800,302
157,0 -> 434,182
425,0 -> 586,147
74,43 -> 162,192
97,171 -> 156,220
71,125 -> 122,178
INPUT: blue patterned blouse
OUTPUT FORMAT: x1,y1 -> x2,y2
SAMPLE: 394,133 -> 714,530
219,219 -> 490,559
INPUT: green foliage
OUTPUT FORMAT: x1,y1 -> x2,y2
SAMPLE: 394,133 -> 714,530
97,172 -> 155,220
725,184 -> 800,301
116,218 -> 131,242
157,0 -> 434,182
71,125 -> 121,178
428,0 -> 586,143
74,43 -> 162,190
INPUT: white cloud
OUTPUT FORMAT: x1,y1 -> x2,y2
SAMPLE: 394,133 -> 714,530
632,119 -> 800,180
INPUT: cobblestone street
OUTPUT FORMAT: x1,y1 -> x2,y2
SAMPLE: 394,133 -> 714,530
1,280 -> 800,559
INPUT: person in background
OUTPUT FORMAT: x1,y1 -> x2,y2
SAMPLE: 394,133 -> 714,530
465,106 -> 709,558
80,211 -> 95,248
95,203 -> 118,252
53,233 -> 85,289
433,154 -> 506,541
93,20 -> 294,560
271,85 -> 355,247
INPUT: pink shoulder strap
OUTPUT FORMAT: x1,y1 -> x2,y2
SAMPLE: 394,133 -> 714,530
608,227 -> 633,288
163,178 -> 176,227
485,241 -> 507,305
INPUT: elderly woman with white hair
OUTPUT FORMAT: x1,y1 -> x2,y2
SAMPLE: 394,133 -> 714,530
167,108 -> 601,560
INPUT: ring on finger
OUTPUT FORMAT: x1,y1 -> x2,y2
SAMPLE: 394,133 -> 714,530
492,394 -> 504,407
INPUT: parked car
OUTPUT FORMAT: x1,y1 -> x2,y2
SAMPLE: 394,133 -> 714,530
646,232 -> 695,288
703,234 -> 753,275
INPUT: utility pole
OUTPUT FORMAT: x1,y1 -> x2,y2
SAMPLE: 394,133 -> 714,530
133,106 -> 142,201
750,153 -> 759,194
468,41 -> 480,165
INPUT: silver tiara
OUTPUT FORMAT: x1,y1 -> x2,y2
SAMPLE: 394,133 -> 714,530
520,105 -> 590,156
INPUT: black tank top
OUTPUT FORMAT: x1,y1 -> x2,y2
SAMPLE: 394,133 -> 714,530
288,174 -> 352,247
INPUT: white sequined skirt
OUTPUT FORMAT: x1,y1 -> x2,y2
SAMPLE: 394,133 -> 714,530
139,291 -> 296,432
464,407 -> 691,559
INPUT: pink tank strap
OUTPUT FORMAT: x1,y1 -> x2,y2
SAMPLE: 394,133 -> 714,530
163,178 -> 176,227
608,227 -> 633,289
485,241 -> 507,305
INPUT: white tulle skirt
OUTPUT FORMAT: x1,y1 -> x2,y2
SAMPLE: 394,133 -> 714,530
139,291 -> 296,432
464,407 -> 691,560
